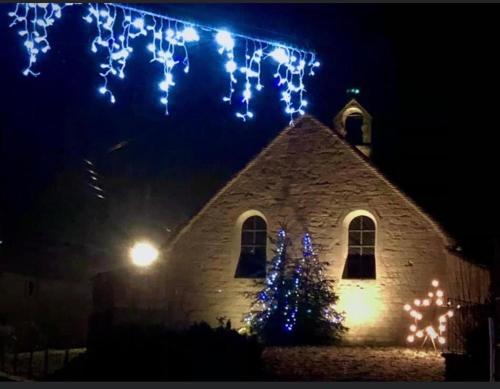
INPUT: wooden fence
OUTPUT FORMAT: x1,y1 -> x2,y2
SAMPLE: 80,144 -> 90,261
0,345 -> 85,380
446,297 -> 491,355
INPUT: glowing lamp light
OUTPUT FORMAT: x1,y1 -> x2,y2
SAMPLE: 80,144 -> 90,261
215,30 -> 234,51
432,280 -> 439,287
337,284 -> 382,329
130,241 -> 159,267
269,47 -> 289,64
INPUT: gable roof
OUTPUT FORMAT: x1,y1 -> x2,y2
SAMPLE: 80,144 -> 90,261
167,115 -> 456,253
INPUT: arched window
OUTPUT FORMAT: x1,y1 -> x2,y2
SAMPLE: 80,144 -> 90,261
345,113 -> 364,145
235,216 -> 267,278
343,215 -> 376,279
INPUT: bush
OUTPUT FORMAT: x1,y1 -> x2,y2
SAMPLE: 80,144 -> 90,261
47,320 -> 264,381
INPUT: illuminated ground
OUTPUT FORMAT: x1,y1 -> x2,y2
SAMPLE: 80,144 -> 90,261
2,346 -> 445,381
263,346 -> 445,381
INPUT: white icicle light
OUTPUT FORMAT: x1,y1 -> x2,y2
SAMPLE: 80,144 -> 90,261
215,30 -> 234,51
269,47 -> 289,64
182,26 -> 199,42
8,2 -> 320,122
9,3 -> 72,77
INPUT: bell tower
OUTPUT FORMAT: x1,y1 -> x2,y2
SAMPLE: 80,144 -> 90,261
333,97 -> 373,158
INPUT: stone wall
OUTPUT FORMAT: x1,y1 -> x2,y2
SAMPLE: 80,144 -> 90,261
163,116 -> 488,345
0,272 -> 91,347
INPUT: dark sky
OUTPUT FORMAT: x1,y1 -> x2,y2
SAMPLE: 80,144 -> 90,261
1,3 -> 499,274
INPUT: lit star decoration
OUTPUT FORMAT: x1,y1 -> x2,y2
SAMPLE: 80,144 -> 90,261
8,3 -> 320,123
404,279 -> 454,350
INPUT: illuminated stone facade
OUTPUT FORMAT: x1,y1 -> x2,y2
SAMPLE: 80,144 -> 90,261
160,105 -> 490,345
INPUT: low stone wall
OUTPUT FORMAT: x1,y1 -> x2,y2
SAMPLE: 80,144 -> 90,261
263,346 -> 445,381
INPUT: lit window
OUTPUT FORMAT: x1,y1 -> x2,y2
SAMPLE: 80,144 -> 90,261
343,216 -> 376,279
235,216 -> 267,278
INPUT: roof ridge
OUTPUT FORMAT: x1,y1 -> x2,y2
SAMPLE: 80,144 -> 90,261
167,114 -> 457,253
316,117 -> 456,248
166,115 -> 314,253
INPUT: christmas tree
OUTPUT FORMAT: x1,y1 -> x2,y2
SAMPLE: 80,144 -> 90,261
244,227 -> 295,345
291,233 -> 347,344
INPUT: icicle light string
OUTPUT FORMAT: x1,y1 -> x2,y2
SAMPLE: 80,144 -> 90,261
8,2 -> 320,123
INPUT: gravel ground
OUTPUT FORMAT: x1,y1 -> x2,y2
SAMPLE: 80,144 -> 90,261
263,346 -> 445,381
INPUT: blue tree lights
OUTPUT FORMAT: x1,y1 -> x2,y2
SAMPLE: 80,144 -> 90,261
243,227 -> 301,345
245,230 -> 346,345
245,228 -> 288,328
8,3 -> 320,123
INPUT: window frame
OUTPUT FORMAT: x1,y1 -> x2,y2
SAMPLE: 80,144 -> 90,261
343,215 -> 376,279
235,215 -> 267,279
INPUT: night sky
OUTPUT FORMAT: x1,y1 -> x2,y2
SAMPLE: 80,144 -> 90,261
1,3 -> 499,275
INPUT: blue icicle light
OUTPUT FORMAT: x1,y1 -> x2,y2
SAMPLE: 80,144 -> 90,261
8,3 -> 320,123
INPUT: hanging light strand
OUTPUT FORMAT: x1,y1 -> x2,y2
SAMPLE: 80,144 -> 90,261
8,3 -> 73,76
8,2 -> 320,122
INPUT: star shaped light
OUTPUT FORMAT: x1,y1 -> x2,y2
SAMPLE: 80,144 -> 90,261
403,279 -> 454,350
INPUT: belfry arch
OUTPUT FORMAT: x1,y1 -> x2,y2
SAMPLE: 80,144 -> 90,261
333,98 -> 373,157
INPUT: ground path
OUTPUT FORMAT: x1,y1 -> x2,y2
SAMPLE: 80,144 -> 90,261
263,346 -> 445,381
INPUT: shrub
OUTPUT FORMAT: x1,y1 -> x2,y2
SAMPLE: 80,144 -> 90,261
48,320 -> 264,381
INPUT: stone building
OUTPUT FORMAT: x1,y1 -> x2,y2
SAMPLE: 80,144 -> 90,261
0,244 -> 94,349
96,99 -> 491,346
0,269 -> 91,349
